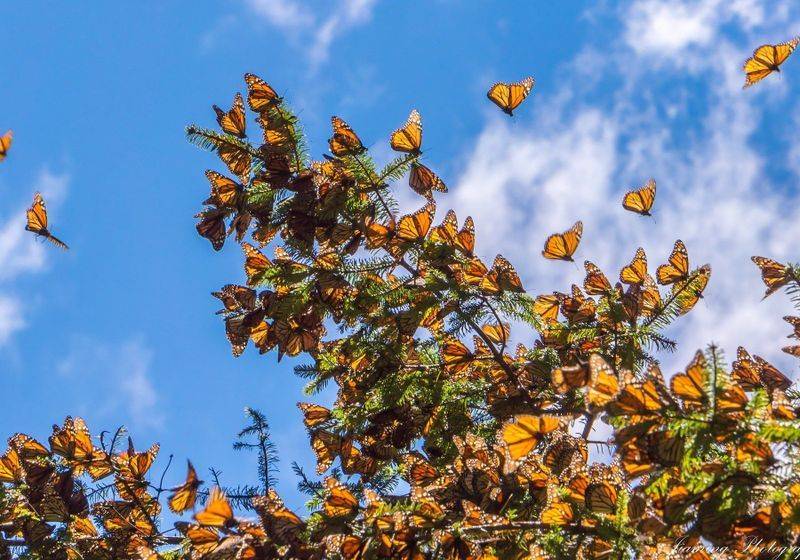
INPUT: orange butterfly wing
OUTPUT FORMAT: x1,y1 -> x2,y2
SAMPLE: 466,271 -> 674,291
390,109 -> 422,153
622,178 -> 656,215
487,77 -> 535,115
542,221 -> 583,261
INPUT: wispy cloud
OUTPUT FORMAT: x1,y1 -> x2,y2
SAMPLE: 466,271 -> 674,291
57,336 -> 164,431
0,169 -> 69,346
445,0 -> 800,380
242,0 -> 379,70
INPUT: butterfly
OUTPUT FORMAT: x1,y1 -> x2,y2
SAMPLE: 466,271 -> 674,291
542,220 -> 583,261
323,477 -> 360,518
743,37 -> 799,88
409,163 -> 447,198
669,351 -> 708,410
169,461 -> 202,513
674,264 -> 710,315
204,170 -> 244,209
622,179 -> 656,216
0,130 -> 12,161
297,402 -> 331,429
487,77 -> 535,116
25,192 -> 68,249
242,242 -> 273,286
752,256 -> 794,298
195,487 -> 236,528
656,240 -> 689,285
329,116 -> 365,156
390,109 -> 423,153
213,92 -> 247,138
502,415 -> 560,460
533,293 -> 561,322
620,247 -> 648,285
583,261 -> 613,296
587,354 -> 620,410
244,73 -> 281,112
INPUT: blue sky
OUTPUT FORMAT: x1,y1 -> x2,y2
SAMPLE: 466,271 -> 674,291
2,0 -> 800,513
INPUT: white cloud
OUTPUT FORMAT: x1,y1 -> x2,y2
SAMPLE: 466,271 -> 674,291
245,0 -> 313,29
0,296 -> 24,345
445,0 -> 800,382
58,337 -> 164,430
242,0 -> 378,69
0,169 -> 69,346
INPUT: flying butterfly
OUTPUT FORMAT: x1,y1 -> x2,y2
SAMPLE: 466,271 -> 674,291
622,179 -> 656,216
487,77 -> 535,116
195,487 -> 236,528
25,193 -> 68,250
743,37 -> 799,88
244,73 -> 281,112
0,130 -> 12,161
169,461 -> 202,514
390,109 -> 423,153
656,240 -> 689,285
329,116 -> 365,157
542,220 -> 583,261
213,92 -> 247,138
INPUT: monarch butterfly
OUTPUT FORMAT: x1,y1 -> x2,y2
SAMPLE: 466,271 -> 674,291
0,447 -> 22,483
0,130 -> 12,161
441,339 -> 474,375
743,37 -> 799,88
585,481 -> 618,515
551,362 -> 588,393
409,163 -> 447,198
622,179 -> 656,216
116,439 -> 159,480
390,109 -> 423,153
329,116 -> 365,156
502,415 -> 560,460
242,242 -> 272,286
169,461 -> 202,514
244,73 -> 281,112
203,170 -> 243,209
310,430 -> 342,474
559,284 -> 595,324
297,402 -> 331,428
542,221 -> 582,261
403,452 -> 438,487
487,77 -> 535,116
48,417 -> 110,479
213,92 -> 247,138
429,210 -> 473,256
195,208 -> 227,251
195,487 -> 236,528
491,255 -> 525,293
674,264 -> 711,315
656,240 -> 689,285
395,201 -> 435,245
587,354 -> 620,410
752,256 -> 794,298
583,261 -> 612,296
323,477 -> 360,518
25,193 -> 68,250
669,351 -> 708,410
620,248 -> 648,285
533,293 -> 561,322
540,498 -> 574,525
